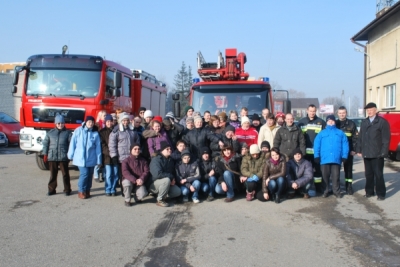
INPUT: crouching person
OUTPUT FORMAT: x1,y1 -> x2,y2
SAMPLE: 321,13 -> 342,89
121,143 -> 149,207
286,148 -> 314,199
199,147 -> 217,201
240,144 -> 264,201
149,141 -> 181,207
176,149 -> 202,203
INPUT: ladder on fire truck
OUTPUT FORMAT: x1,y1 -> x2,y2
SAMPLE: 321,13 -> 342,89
196,49 -> 249,82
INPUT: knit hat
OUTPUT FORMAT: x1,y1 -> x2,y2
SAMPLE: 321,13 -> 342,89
219,112 -> 227,122
165,111 -> 175,119
184,106 -> 194,115
111,113 -> 117,120
249,144 -> 260,154
292,147 -> 303,157
143,110 -> 153,118
85,116 -> 95,122
326,115 -> 336,122
162,118 -> 172,126
251,113 -> 261,121
139,107 -> 146,112
104,115 -> 113,122
181,149 -> 191,158
159,141 -> 171,152
120,114 -> 130,121
130,142 -> 141,151
201,146 -> 211,155
194,115 -> 203,122
153,116 -> 163,123
240,142 -> 248,149
241,116 -> 250,125
224,125 -> 235,134
276,112 -> 286,119
55,115 -> 65,124
261,141 -> 271,150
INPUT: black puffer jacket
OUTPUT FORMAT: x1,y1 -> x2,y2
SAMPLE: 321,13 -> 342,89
149,154 -> 176,182
336,118 -> 358,153
42,127 -> 72,161
99,126 -> 113,165
210,135 -> 240,158
215,154 -> 243,191
286,158 -> 313,188
356,116 -> 390,158
199,159 -> 216,182
183,127 -> 219,159
273,124 -> 306,158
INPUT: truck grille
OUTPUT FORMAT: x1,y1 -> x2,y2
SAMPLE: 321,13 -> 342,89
32,107 -> 85,124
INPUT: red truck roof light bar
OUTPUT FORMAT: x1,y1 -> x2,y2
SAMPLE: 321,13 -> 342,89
197,48 -> 249,82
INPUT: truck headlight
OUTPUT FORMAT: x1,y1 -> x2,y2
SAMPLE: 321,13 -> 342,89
20,134 -> 31,141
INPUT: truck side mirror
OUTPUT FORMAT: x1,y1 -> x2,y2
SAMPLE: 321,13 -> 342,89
174,102 -> 181,119
172,93 -> 180,101
113,88 -> 121,97
283,100 -> 291,114
114,72 -> 122,89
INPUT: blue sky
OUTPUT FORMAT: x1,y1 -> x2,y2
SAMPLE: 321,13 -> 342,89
1,0 -> 377,106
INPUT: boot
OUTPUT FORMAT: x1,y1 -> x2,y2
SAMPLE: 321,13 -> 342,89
85,191 -> 91,198
275,194 -> 281,204
78,192 -> 86,199
347,183 -> 353,195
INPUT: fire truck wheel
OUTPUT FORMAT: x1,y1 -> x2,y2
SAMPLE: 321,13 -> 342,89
36,153 -> 50,171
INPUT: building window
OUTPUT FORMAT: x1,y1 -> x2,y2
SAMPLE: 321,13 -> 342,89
385,84 -> 396,108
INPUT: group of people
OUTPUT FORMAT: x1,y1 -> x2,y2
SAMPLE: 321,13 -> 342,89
42,101 -> 390,207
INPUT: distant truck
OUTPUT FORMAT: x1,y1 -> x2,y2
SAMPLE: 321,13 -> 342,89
379,111 -> 400,161
173,48 -> 290,117
12,46 -> 166,170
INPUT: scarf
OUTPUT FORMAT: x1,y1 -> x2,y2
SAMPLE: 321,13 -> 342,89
270,157 -> 280,166
269,125 -> 276,131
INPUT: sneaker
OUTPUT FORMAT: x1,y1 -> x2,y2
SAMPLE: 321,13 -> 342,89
224,197 -> 234,203
183,196 -> 189,203
207,195 -> 214,202
111,193 -> 116,197
377,196 -> 385,201
124,201 -> 131,207
192,198 -> 200,204
156,200 -> 169,207
246,192 -> 253,201
303,193 -> 310,199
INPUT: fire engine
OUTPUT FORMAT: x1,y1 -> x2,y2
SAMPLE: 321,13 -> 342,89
12,46 -> 166,170
174,48 -> 290,117
379,111 -> 400,161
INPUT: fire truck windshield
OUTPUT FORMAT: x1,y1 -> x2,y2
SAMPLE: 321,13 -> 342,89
26,69 -> 101,97
192,87 -> 268,116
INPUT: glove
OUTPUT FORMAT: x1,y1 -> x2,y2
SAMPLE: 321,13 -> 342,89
341,158 -> 347,163
112,156 -> 119,165
43,155 -> 48,163
314,157 -> 320,164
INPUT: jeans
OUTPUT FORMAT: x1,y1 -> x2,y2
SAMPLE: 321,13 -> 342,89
267,176 -> 286,196
180,180 -> 201,199
205,176 -> 217,197
215,171 -> 235,198
364,158 -> 386,197
104,164 -> 119,194
93,165 -> 104,179
78,166 -> 95,192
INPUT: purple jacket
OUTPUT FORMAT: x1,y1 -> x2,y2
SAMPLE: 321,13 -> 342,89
147,129 -> 172,156
121,155 -> 150,184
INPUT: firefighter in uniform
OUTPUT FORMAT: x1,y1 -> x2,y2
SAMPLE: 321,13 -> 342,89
335,106 -> 358,195
297,104 -> 326,193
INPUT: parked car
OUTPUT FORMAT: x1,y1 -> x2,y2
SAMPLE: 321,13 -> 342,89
348,117 -> 364,132
0,112 -> 22,145
0,132 -> 9,147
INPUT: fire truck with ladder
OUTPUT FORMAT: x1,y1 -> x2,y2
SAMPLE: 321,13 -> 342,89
173,48 -> 290,118
12,45 -> 167,170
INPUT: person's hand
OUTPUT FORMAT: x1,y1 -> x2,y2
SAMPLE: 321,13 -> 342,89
112,156 -> 119,165
209,170 -> 215,176
221,182 -> 228,192
240,176 -> 247,183
170,179 -> 176,186
231,134 -> 237,141
263,193 -> 269,200
43,155 -> 48,163
314,157 -> 320,164
180,179 -> 187,184
292,183 -> 299,190
218,141 -> 224,147
357,153 -> 362,157
350,151 -> 356,156
190,185 -> 195,192
136,179 -> 143,186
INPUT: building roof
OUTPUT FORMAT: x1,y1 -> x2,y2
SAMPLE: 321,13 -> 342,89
351,1 -> 400,41
278,98 -> 319,109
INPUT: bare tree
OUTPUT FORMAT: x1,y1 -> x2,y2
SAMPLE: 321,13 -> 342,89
350,96 -> 361,117
322,96 -> 346,113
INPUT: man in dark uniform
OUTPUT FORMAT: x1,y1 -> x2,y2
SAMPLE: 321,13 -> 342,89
336,106 -> 358,195
356,102 -> 390,201
297,104 -> 326,193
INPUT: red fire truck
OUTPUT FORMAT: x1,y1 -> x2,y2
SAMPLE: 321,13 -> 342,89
12,46 -> 166,170
379,111 -> 400,161
174,48 -> 290,117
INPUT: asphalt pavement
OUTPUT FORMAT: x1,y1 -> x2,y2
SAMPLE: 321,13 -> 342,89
0,146 -> 399,267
